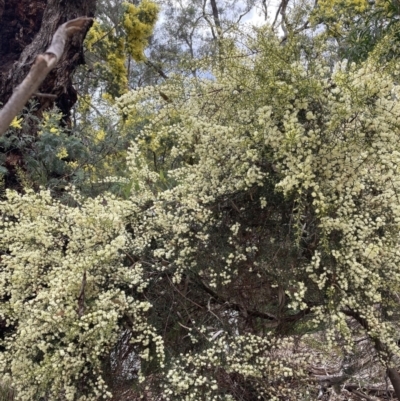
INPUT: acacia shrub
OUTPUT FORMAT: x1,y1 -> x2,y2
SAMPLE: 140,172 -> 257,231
1,27 -> 400,400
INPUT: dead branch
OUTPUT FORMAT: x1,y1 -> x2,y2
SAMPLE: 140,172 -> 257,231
0,17 -> 92,136
33,92 -> 58,99
349,389 -> 378,401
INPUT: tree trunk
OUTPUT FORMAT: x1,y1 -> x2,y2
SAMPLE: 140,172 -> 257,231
209,0 -> 221,35
0,0 -> 96,119
0,0 -> 96,189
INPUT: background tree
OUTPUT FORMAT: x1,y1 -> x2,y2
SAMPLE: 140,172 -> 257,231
311,0 -> 400,62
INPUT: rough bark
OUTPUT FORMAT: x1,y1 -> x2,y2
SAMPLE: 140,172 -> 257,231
0,0 -> 96,118
0,0 -> 96,189
0,17 -> 92,135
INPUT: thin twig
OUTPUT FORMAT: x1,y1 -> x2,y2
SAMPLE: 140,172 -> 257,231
145,60 -> 169,80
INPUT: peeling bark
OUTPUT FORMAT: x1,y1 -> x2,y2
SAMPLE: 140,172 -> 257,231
0,17 -> 92,135
0,0 -> 96,189
0,0 -> 96,119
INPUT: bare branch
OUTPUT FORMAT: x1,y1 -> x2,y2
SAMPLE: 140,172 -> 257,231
272,1 -> 283,29
0,17 -> 92,136
33,92 -> 58,99
145,60 -> 169,80
261,0 -> 268,20
236,9 -> 252,25
387,368 -> 400,401
350,389 -> 377,401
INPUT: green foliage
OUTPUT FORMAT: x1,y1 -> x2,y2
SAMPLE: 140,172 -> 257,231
0,106 -> 87,193
312,0 -> 400,63
0,101 -> 143,197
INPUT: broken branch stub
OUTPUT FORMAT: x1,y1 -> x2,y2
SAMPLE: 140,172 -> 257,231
0,17 -> 92,136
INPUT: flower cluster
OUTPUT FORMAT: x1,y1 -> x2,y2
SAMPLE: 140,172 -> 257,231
0,189 -> 162,400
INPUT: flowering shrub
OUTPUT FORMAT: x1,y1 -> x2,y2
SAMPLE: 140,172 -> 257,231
84,0 -> 159,97
0,189 -> 163,400
2,26 -> 400,400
